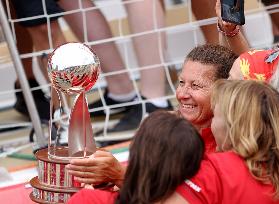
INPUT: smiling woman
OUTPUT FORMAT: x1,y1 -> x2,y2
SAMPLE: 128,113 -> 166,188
176,44 -> 238,153
65,44 -> 238,191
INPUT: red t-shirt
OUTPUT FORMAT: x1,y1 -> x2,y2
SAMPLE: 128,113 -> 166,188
176,152 -> 278,204
201,127 -> 216,154
67,189 -> 118,204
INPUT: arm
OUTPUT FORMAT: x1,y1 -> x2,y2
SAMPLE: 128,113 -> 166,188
66,150 -> 126,188
215,0 -> 250,55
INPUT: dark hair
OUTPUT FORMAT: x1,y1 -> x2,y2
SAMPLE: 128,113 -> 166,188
186,44 -> 238,79
115,111 -> 204,204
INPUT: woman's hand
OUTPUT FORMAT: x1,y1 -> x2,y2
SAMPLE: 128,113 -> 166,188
215,0 -> 238,33
66,150 -> 125,188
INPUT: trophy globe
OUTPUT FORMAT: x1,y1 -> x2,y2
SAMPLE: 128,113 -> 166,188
30,42 -> 100,203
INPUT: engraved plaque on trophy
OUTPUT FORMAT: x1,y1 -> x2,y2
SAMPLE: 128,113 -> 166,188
30,42 -> 100,203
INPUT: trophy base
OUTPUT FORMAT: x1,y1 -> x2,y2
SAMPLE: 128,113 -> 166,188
30,147 -> 115,203
29,177 -> 78,203
30,147 -> 81,204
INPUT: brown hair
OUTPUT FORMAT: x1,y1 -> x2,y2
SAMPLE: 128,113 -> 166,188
115,111 -> 204,204
186,44 -> 238,79
211,80 -> 279,199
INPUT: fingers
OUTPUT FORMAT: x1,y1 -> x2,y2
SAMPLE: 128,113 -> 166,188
66,163 -> 107,174
69,150 -> 114,166
69,157 -> 98,166
67,169 -> 107,184
93,150 -> 112,158
67,169 -> 95,178
66,150 -> 123,186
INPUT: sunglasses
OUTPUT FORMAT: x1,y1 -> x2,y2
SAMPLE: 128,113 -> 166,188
265,48 -> 279,64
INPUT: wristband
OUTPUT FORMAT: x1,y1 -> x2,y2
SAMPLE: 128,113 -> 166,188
217,22 -> 240,37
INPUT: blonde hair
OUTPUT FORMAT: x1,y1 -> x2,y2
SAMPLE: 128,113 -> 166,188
211,80 -> 279,199
270,64 -> 279,92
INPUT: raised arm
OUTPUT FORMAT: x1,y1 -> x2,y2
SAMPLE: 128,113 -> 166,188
215,0 -> 250,55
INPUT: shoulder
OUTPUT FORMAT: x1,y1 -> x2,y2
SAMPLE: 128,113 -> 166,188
176,152 -> 245,203
198,151 -> 246,184
206,151 -> 243,165
177,152 -> 277,203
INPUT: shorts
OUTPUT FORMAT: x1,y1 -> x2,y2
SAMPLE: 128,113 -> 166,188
260,0 -> 279,6
11,0 -> 64,27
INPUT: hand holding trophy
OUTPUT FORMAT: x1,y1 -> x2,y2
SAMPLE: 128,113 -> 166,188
30,42 -> 100,203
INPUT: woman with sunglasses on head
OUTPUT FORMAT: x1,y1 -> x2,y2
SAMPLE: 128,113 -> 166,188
177,80 -> 279,203
229,49 -> 279,92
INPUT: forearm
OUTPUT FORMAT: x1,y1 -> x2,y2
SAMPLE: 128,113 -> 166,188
215,0 -> 250,55
219,30 -> 250,55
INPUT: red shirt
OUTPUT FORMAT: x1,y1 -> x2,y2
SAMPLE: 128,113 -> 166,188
201,127 -> 216,154
176,152 -> 278,204
67,189 -> 118,204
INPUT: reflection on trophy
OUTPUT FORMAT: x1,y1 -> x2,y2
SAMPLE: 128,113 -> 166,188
29,42 -> 100,203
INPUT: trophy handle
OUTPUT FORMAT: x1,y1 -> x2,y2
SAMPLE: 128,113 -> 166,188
68,92 -> 96,157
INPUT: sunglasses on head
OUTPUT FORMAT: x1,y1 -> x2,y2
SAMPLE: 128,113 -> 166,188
265,48 -> 279,64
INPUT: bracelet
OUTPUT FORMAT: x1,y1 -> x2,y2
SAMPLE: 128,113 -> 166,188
217,22 -> 240,37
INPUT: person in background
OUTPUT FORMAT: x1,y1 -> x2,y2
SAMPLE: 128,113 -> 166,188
9,0 -> 173,132
9,0 -> 67,119
67,111 -> 204,204
177,79 -> 279,203
86,0 -> 221,134
191,0 -> 219,44
64,0 -> 221,135
86,0 -> 173,133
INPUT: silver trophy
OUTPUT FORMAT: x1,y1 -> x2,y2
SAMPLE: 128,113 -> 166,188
30,42 -> 101,204
47,42 -> 100,158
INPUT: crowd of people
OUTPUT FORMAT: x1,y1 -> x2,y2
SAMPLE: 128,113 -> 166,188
2,0 -> 279,203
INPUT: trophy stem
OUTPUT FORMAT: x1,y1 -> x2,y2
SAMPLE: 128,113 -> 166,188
48,88 -> 54,150
82,91 -> 87,158
67,91 -> 96,157
49,88 -> 65,156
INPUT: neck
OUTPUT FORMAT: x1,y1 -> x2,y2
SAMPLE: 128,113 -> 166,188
175,110 -> 212,133
194,119 -> 212,134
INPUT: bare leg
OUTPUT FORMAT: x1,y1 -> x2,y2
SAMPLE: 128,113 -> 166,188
58,0 -> 134,95
27,21 -> 65,77
269,13 -> 279,42
14,24 -> 34,85
124,0 -> 166,99
26,21 -> 66,108
270,9 -> 279,30
272,20 -> 279,36
8,1 -> 34,85
191,0 -> 218,44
